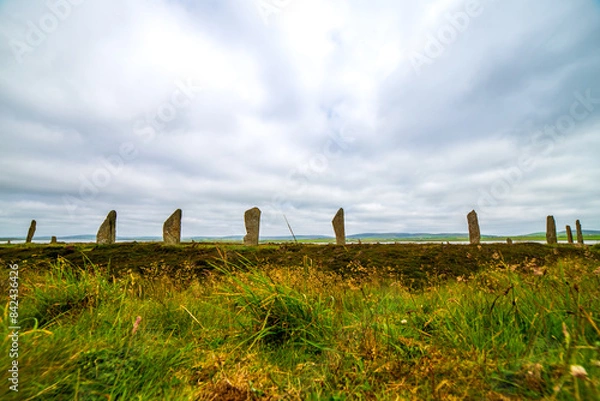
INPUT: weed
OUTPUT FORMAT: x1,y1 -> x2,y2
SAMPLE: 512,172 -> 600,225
0,245 -> 598,399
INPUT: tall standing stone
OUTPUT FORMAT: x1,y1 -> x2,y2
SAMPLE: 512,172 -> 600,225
467,210 -> 480,245
25,220 -> 36,243
51,236 -> 57,244
332,208 -> 346,246
97,210 -> 117,244
566,225 -> 574,244
243,207 -> 261,246
163,209 -> 182,245
546,215 -> 557,245
576,220 -> 584,245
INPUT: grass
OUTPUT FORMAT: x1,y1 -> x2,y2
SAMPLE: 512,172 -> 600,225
509,234 -> 600,242
1,246 -> 599,400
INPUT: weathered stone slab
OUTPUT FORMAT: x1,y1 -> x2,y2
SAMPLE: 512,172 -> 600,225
467,210 -> 480,245
97,210 -> 117,244
506,238 -> 513,245
243,207 -> 261,246
332,208 -> 346,246
566,225 -> 573,244
26,220 -> 36,243
51,236 -> 57,244
163,209 -> 182,245
546,216 -> 557,245
576,220 -> 584,245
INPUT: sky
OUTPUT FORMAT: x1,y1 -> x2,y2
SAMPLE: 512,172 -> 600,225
0,0 -> 599,238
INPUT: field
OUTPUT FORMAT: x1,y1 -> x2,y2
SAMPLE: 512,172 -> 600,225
1,243 -> 600,400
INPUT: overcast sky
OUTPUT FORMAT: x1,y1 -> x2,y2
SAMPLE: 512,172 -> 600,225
0,0 -> 599,238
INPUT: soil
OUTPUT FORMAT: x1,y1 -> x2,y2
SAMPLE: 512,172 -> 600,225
1,242 -> 598,289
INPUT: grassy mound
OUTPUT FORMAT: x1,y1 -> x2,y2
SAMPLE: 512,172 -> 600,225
1,247 -> 599,399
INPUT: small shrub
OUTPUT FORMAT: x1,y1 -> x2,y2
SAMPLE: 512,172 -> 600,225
218,264 -> 334,351
21,258 -> 101,327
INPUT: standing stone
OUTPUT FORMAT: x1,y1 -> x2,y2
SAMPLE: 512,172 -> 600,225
546,216 -> 557,245
566,225 -> 574,244
163,209 -> 182,245
243,207 -> 261,246
467,210 -> 480,245
332,208 -> 346,246
51,236 -> 57,244
26,220 -> 36,243
506,238 -> 513,245
97,210 -> 117,244
576,220 -> 584,245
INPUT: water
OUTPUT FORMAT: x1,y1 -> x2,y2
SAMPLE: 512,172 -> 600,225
357,240 -> 600,245
2,239 -> 598,245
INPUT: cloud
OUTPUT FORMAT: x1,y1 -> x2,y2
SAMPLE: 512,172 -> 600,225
0,0 -> 599,238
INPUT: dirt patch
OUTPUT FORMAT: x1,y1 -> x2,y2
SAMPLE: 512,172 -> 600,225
199,381 -> 253,401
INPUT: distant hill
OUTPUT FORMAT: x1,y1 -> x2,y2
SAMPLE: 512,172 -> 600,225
512,230 -> 600,239
188,235 -> 332,242
564,229 -> 600,235
2,230 -> 599,243
347,233 -> 472,240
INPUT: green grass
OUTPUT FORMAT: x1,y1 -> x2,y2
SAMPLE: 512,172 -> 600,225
510,234 -> 600,242
1,250 -> 599,400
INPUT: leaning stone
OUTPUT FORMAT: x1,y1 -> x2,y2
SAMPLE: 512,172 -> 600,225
97,210 -> 117,244
506,238 -> 513,245
576,220 -> 584,245
566,225 -> 573,244
243,207 -> 261,246
332,208 -> 346,246
163,209 -> 182,244
51,236 -> 57,244
546,216 -> 557,245
467,210 -> 480,245
26,220 -> 36,243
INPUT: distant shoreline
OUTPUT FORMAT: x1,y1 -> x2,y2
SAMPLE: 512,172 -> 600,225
2,238 -> 599,246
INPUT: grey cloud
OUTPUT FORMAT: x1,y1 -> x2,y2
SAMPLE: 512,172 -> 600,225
0,0 -> 598,238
